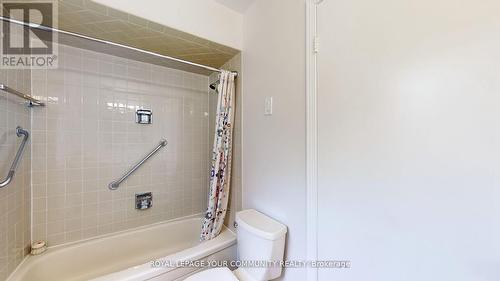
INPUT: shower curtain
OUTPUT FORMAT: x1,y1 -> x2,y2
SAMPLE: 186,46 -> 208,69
201,70 -> 236,241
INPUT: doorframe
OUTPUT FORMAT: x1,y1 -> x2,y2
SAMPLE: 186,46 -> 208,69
306,0 -> 321,280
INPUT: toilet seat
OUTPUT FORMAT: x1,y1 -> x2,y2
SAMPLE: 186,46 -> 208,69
184,267 -> 239,281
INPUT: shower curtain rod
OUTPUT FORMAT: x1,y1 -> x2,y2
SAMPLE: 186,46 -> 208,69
0,16 -> 237,76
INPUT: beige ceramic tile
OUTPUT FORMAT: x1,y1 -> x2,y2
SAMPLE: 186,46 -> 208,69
0,32 -> 32,279
30,42 -> 212,247
56,0 -> 239,69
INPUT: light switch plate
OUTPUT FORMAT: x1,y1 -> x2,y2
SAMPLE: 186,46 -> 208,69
265,97 -> 273,115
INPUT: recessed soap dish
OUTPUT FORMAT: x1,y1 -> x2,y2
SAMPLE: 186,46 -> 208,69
136,109 -> 152,124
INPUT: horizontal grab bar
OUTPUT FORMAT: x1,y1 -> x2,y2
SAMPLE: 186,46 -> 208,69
0,127 -> 30,188
108,139 -> 168,190
0,84 -> 44,107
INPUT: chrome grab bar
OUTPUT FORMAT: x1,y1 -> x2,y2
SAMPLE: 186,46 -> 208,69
0,84 -> 45,107
0,127 -> 30,188
108,139 -> 168,190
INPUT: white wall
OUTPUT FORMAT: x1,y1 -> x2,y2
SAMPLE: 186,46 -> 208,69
92,0 -> 244,50
316,0 -> 500,280
242,1 -> 307,280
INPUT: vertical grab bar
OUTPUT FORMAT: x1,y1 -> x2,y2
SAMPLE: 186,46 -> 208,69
0,127 -> 29,188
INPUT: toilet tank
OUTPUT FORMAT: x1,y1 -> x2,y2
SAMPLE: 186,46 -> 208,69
235,209 -> 287,281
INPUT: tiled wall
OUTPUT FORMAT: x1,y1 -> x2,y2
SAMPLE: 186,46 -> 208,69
57,0 -> 238,69
30,44 -> 211,246
209,53 -> 242,232
0,69 -> 32,279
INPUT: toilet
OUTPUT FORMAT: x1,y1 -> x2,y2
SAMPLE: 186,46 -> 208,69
185,209 -> 287,281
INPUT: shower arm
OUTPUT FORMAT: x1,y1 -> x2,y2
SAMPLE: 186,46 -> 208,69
0,127 -> 30,188
108,139 -> 168,190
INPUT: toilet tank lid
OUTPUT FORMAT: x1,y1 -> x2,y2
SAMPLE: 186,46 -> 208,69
236,209 -> 287,240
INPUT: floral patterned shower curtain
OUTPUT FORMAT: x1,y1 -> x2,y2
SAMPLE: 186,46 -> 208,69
201,70 -> 237,241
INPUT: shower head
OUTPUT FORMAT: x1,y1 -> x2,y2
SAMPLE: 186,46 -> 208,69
209,81 -> 219,91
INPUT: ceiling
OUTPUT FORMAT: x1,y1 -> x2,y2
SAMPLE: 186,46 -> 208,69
214,0 -> 255,13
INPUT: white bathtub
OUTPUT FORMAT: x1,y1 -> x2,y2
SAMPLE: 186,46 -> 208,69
8,216 -> 236,281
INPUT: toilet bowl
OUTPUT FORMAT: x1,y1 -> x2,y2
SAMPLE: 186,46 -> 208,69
185,209 -> 287,281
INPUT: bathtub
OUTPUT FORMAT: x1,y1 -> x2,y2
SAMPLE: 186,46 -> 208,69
8,215 -> 237,281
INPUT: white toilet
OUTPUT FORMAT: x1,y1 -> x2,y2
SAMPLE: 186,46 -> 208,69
185,209 -> 287,281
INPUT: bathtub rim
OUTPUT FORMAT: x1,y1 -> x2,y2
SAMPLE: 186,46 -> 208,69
8,213 -> 236,281
91,225 -> 236,281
